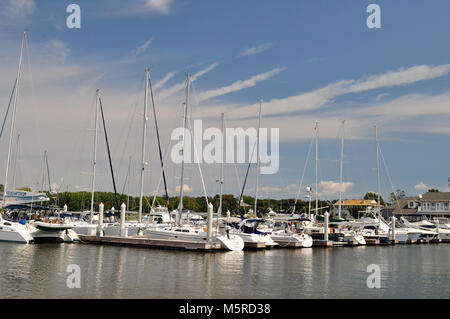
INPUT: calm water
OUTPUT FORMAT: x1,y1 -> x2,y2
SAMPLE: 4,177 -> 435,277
0,243 -> 448,298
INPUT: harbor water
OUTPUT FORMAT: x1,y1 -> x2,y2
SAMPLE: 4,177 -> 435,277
0,243 -> 448,299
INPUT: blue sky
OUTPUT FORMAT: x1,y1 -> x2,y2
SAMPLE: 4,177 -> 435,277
1,0 -> 450,205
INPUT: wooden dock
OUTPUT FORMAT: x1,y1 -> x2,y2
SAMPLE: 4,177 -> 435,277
79,235 -> 222,251
244,242 -> 266,249
313,240 -> 333,247
365,238 -> 380,245
274,240 -> 303,248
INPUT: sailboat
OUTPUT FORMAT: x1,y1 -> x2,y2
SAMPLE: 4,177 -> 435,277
0,32 -> 39,243
143,74 -> 243,251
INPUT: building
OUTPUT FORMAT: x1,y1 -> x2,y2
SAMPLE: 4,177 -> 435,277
382,192 -> 450,218
333,199 -> 379,210
381,196 -> 419,218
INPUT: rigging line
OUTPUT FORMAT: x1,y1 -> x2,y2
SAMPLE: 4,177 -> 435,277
237,140 -> 257,216
115,73 -> 145,183
25,37 -> 44,172
98,97 -> 119,211
0,79 -> 17,140
151,139 -> 173,210
45,151 -> 52,193
293,133 -> 315,210
149,71 -> 169,202
378,144 -> 403,215
187,116 -> 210,206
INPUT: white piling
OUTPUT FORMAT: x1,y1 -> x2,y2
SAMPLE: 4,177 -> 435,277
392,216 -> 396,241
63,204 -> 68,213
207,202 -> 213,243
324,211 -> 329,241
97,202 -> 104,237
120,203 -> 127,237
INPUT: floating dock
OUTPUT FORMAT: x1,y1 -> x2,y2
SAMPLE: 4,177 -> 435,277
79,235 -> 222,251
244,242 -> 266,249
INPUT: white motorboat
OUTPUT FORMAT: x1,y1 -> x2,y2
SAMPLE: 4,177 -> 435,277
0,215 -> 34,243
30,220 -> 79,243
269,220 -> 313,247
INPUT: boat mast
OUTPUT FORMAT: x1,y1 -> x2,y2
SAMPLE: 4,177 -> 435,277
315,121 -> 319,218
178,74 -> 191,224
338,120 -> 345,218
127,156 -> 131,210
90,89 -> 100,222
3,32 -> 25,205
139,68 -> 150,223
218,113 -> 225,218
254,100 -> 262,217
375,125 -> 381,218
12,133 -> 21,190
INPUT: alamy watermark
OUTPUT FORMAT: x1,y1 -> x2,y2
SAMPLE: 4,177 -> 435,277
170,120 -> 279,174
366,264 -> 381,289
66,264 -> 81,288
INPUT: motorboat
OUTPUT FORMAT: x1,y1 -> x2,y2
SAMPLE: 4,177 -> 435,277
269,220 -> 313,247
30,220 -> 79,243
0,215 -> 34,243
227,218 -> 278,248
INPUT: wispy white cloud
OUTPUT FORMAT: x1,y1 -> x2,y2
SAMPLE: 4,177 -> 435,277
225,64 -> 450,120
153,72 -> 175,90
320,181 -> 354,197
1,0 -> 35,18
133,39 -> 153,56
239,43 -> 273,57
196,67 -> 285,103
44,39 -> 70,63
143,0 -> 173,14
415,182 -> 429,190
158,62 -> 219,98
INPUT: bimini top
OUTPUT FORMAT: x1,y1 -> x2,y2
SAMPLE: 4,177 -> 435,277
2,204 -> 49,210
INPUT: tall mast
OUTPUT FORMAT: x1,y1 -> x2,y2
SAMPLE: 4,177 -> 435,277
90,89 -> 100,221
315,121 -> 319,217
338,120 -> 345,218
12,133 -> 21,190
127,156 -> 131,210
375,125 -> 381,214
218,113 -> 225,218
254,100 -> 262,217
139,68 -> 150,223
3,32 -> 25,204
178,74 -> 191,223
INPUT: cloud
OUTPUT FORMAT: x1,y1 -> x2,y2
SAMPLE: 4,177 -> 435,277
133,39 -> 153,56
153,72 -> 175,90
306,57 -> 321,64
319,181 -> 354,197
175,184 -> 193,193
225,64 -> 450,120
415,182 -> 429,190
158,62 -> 219,98
1,0 -> 35,18
143,0 -> 173,14
196,67 -> 285,103
44,39 -> 70,63
375,93 -> 389,101
239,43 -> 273,57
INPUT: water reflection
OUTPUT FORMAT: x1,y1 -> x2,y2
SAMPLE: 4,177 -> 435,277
0,243 -> 448,298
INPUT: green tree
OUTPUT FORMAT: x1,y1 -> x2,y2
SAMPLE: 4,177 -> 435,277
364,192 -> 385,206
390,189 -> 406,203
428,189 -> 439,193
